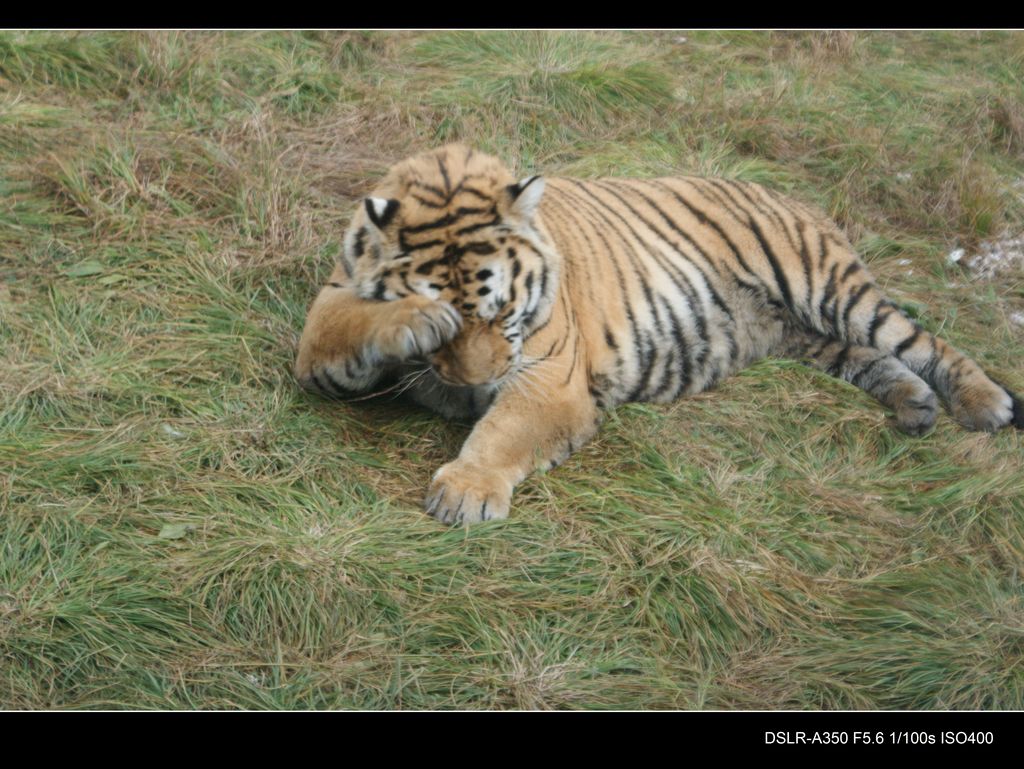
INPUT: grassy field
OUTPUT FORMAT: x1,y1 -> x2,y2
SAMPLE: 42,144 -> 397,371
2,30 -> 1023,710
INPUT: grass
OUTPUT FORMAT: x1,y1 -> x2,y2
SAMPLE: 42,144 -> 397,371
1,30 -> 1023,710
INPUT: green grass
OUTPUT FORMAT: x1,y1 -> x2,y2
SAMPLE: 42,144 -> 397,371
1,30 -> 1023,710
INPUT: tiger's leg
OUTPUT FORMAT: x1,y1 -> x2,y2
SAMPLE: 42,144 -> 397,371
295,265 -> 462,398
810,258 -> 1022,432
425,368 -> 601,525
779,331 -> 939,436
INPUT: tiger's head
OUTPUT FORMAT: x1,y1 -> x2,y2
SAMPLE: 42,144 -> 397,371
343,144 -> 560,387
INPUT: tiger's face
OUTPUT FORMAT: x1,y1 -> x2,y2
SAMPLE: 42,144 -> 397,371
343,145 -> 559,386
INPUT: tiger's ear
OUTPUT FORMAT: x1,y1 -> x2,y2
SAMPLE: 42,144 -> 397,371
364,197 -> 400,231
503,176 -> 545,221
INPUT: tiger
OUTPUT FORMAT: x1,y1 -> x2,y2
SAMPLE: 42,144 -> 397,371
294,143 -> 1023,525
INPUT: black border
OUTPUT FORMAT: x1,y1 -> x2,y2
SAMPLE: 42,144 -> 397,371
1,709 -> 1019,752
5,6 -> 1024,30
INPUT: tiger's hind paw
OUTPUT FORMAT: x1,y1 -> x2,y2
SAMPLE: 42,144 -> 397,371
893,385 -> 938,437
425,461 -> 512,526
951,379 -> 1014,432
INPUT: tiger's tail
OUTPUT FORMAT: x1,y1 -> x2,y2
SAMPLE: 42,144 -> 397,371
812,261 -> 1019,432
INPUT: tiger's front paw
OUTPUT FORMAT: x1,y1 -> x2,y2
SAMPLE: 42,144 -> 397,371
373,295 -> 462,362
425,461 -> 513,526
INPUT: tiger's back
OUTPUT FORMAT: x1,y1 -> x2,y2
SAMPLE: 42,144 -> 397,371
541,175 -> 825,408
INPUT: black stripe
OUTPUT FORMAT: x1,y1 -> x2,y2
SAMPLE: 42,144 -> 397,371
322,369 -> 360,397
563,334 -> 579,385
549,290 -> 573,360
894,327 -> 922,358
592,181 -> 711,368
698,178 -> 759,221
410,181 -> 447,200
399,271 -> 415,295
828,345 -> 851,377
795,220 -> 814,324
658,294 -> 691,398
619,180 -> 741,366
741,185 -> 811,278
400,236 -> 444,252
841,283 -> 873,336
564,183 -> 680,342
415,258 -> 443,275
729,181 -> 790,231
650,349 -> 677,400
538,261 -> 550,304
918,335 -> 944,393
457,186 -> 493,203
462,242 -> 498,255
733,182 -> 808,264
312,369 -> 359,399
540,200 -> 601,310
309,371 -> 332,397
850,355 -> 889,389
622,180 -> 737,322
638,181 -> 723,276
411,194 -> 447,208
819,263 -> 839,328
660,178 -> 762,285
706,178 -> 791,238
437,156 -> 452,196
867,301 -> 896,347
750,217 -> 796,312
553,184 -> 650,349
604,326 -> 618,349
353,227 -> 366,258
628,331 -> 658,402
454,216 -> 500,235
543,187 -> 643,382
817,231 -> 829,270
559,184 -> 670,389
401,207 -> 490,235
703,179 -> 796,311
520,265 -> 544,331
